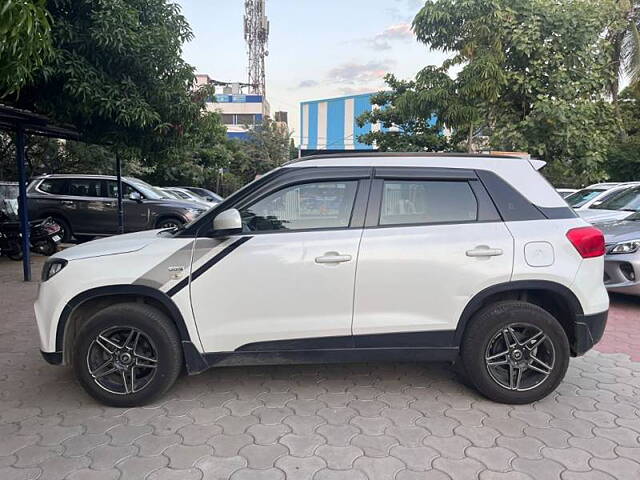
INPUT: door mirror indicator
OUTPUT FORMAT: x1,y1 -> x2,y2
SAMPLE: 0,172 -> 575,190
213,209 -> 243,236
128,191 -> 143,202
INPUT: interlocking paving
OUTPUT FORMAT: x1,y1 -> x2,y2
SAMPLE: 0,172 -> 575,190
1,257 -> 639,479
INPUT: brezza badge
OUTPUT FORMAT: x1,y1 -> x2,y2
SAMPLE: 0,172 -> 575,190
168,266 -> 185,279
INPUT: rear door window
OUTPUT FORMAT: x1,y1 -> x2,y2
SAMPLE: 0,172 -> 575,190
67,179 -> 104,198
379,180 -> 478,226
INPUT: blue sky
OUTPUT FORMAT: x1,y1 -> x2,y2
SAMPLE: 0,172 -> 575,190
177,0 -> 448,138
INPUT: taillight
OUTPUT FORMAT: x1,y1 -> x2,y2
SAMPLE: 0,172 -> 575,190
566,227 -> 605,258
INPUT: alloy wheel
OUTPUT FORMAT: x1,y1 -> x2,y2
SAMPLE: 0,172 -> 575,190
484,323 -> 556,392
86,326 -> 158,395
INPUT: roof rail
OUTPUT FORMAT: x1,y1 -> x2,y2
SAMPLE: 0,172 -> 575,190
287,151 -> 526,165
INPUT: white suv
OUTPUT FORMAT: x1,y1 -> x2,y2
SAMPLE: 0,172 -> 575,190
35,154 -> 609,406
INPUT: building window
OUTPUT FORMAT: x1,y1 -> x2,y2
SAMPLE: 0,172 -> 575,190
221,114 -> 235,125
236,114 -> 256,126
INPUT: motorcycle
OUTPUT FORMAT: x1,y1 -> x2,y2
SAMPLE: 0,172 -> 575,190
0,200 -> 62,260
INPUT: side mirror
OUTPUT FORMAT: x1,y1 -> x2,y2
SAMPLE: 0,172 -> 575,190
213,208 -> 242,235
128,191 -> 143,202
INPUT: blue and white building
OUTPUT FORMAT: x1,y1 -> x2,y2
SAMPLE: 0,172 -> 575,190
300,93 -> 382,153
197,74 -> 270,141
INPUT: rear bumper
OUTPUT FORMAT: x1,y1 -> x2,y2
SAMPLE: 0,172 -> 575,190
41,350 -> 63,365
572,310 -> 608,356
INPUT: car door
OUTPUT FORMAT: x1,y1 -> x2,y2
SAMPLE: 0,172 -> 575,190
353,168 -> 514,341
105,180 -> 152,232
64,178 -> 116,235
189,168 -> 371,353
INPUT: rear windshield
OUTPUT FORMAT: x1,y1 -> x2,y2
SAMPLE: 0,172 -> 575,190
565,188 -> 606,208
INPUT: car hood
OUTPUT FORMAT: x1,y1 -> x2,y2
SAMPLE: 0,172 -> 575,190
53,229 -> 166,261
146,198 -> 206,209
595,219 -> 640,245
577,209 -> 632,223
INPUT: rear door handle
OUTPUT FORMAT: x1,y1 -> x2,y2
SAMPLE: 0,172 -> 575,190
315,252 -> 352,264
466,246 -> 503,257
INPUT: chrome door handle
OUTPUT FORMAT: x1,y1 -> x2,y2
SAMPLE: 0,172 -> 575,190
466,246 -> 503,257
315,252 -> 352,264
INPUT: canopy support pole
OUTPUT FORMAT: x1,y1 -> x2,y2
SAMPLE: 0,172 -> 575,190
15,127 -> 31,281
115,150 -> 124,234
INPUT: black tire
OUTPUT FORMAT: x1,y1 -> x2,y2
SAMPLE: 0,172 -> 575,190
7,248 -> 23,261
461,301 -> 570,404
51,216 -> 72,243
73,303 -> 182,407
156,217 -> 184,230
37,238 -> 58,256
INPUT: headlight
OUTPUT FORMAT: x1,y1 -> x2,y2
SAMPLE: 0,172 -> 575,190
610,239 -> 640,255
185,208 -> 205,220
41,259 -> 68,281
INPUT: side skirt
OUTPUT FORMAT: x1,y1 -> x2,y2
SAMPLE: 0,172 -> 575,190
181,331 -> 460,375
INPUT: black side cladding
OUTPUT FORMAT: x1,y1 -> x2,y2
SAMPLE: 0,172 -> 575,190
167,236 -> 252,297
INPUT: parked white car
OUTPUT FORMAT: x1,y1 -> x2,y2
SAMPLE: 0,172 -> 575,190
565,183 -> 624,210
35,153 -> 609,406
578,184 -> 640,223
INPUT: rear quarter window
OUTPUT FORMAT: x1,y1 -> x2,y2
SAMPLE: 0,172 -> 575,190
38,179 -> 67,195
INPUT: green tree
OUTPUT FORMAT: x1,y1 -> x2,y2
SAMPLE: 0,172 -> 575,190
6,0 -> 211,164
606,85 -> 640,180
405,0 -> 617,185
607,0 -> 640,130
356,74 -> 450,152
0,0 -> 53,95
229,118 -> 292,182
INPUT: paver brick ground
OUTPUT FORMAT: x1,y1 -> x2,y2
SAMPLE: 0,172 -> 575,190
1,256 -> 639,479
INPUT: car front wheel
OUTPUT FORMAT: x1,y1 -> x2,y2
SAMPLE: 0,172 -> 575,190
461,301 -> 570,404
157,218 -> 184,230
73,303 -> 182,407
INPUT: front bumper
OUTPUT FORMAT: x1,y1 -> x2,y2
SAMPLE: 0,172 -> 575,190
572,310 -> 608,356
604,254 -> 640,296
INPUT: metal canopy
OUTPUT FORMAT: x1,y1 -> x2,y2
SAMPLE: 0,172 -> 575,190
0,104 -> 80,281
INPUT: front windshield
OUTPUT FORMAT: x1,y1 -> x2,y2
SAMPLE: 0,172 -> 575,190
592,186 -> 640,212
565,188 -> 605,208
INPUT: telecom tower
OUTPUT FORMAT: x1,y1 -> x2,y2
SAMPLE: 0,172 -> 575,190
244,0 -> 269,96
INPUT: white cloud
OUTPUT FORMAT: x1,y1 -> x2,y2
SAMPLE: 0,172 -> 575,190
366,23 -> 414,50
297,79 -> 319,88
327,59 -> 396,85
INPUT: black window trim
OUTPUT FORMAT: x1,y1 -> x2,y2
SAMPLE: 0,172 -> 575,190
365,167 -> 500,229
193,167 -> 374,237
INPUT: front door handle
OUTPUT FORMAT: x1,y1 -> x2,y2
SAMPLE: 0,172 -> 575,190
466,246 -> 504,257
315,252 -> 352,264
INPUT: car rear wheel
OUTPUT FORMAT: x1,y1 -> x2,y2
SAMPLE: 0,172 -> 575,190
51,217 -> 72,243
461,300 -> 569,404
73,303 -> 182,407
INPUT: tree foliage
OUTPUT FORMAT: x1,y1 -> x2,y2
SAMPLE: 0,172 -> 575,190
363,0 -> 618,185
0,0 -> 53,95
357,74 -> 449,152
606,85 -> 640,180
6,0 -> 207,158
606,0 -> 640,131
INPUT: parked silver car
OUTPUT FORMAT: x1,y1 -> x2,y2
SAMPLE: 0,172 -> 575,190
596,213 -> 640,296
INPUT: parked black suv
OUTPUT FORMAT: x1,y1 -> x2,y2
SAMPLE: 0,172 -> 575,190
28,175 -> 208,242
